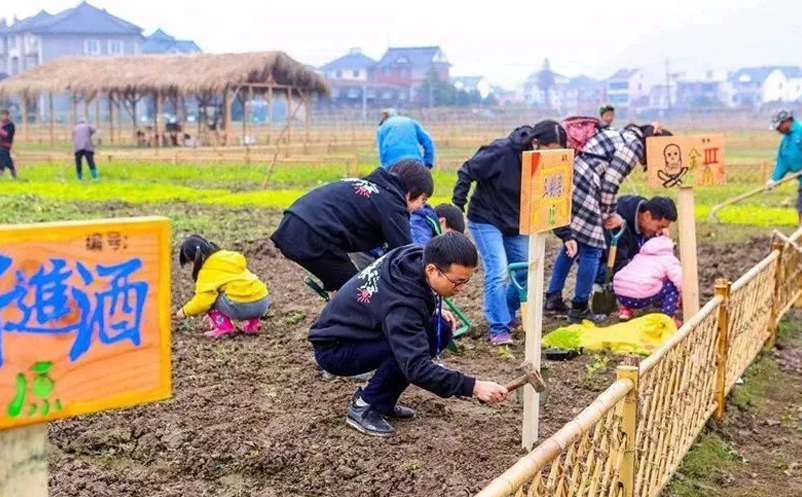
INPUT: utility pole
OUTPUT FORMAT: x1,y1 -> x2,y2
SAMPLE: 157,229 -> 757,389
665,58 -> 672,113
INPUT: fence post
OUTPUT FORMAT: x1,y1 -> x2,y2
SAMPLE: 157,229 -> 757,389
714,278 -> 732,422
767,240 -> 785,348
616,364 -> 639,497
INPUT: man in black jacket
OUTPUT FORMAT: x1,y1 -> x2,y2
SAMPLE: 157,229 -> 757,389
271,160 -> 433,291
593,195 -> 678,285
310,233 -> 509,436
0,109 -> 17,179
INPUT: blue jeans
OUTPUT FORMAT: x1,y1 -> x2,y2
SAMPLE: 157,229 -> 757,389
468,221 -> 528,337
313,315 -> 451,414
546,242 -> 603,305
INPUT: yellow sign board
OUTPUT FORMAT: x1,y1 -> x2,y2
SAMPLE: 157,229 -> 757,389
646,134 -> 725,188
520,149 -> 574,234
0,217 -> 171,430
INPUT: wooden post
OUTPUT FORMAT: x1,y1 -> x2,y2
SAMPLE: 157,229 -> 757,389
286,87 -> 293,145
21,96 -> 28,143
83,96 -> 90,123
303,90 -> 311,149
267,85 -> 274,145
246,85 -> 254,145
617,364 -> 639,497
95,96 -> 101,128
522,233 -> 546,450
714,278 -> 731,422
767,240 -> 785,348
108,94 -> 115,146
71,94 -> 78,128
0,424 -> 48,497
760,160 -> 769,183
154,90 -> 162,151
678,186 -> 700,318
223,87 -> 232,146
48,92 -> 55,148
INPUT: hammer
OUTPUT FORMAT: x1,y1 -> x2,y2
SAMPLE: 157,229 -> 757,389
504,361 -> 546,393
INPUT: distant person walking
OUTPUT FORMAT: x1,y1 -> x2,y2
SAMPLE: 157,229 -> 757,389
377,109 -> 435,168
0,109 -> 17,179
73,119 -> 98,180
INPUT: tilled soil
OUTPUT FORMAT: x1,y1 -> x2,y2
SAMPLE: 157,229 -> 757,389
48,212 -> 774,497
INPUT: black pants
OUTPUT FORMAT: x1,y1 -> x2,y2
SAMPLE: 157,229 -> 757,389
313,315 -> 452,414
75,150 -> 96,177
271,214 -> 358,291
0,148 -> 15,177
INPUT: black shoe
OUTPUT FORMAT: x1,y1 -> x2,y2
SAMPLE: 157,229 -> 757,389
544,292 -> 569,313
380,404 -> 416,419
346,390 -> 395,437
567,301 -> 607,324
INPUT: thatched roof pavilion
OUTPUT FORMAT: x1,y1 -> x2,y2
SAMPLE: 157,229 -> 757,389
0,51 -> 329,146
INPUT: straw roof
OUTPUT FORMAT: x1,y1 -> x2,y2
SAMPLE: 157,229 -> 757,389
0,51 -> 329,97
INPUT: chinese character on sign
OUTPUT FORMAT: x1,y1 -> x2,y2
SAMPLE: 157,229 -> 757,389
0,255 -> 149,366
6,361 -> 63,418
107,232 -> 128,251
543,173 -> 564,199
86,233 -> 103,252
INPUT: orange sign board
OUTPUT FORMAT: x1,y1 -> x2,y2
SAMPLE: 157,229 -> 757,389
646,134 -> 725,188
0,217 -> 171,430
520,149 -> 574,234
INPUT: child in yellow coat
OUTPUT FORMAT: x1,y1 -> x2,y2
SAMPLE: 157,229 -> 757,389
175,235 -> 271,337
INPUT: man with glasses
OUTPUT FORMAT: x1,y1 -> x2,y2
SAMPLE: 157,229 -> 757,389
310,233 -> 509,436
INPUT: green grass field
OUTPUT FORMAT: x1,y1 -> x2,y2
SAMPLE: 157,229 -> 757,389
1,133 -> 798,228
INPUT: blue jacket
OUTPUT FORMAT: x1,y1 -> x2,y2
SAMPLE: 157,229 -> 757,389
772,120 -> 802,183
366,204 -> 438,259
410,204 -> 439,245
377,116 -> 435,168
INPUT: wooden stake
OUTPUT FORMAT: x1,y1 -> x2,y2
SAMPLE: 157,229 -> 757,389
247,85 -> 254,145
0,424 -> 48,497
223,87 -> 232,146
713,278 -> 731,422
522,233 -> 546,450
21,96 -> 28,143
286,88 -> 293,145
108,94 -> 115,146
678,186 -> 700,317
154,90 -> 162,151
48,92 -> 55,148
617,364 -> 639,497
267,85 -> 274,145
760,160 -> 768,183
767,240 -> 785,349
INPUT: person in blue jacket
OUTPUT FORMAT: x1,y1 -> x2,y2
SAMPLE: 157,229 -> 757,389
767,109 -> 802,224
377,109 -> 435,168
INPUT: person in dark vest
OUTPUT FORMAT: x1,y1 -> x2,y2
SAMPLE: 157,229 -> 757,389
310,233 -> 509,436
0,109 -> 17,179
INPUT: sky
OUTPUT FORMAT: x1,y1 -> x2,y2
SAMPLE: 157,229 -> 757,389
3,0 -> 802,88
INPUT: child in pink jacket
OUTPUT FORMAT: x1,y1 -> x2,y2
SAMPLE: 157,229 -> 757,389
613,235 -> 683,326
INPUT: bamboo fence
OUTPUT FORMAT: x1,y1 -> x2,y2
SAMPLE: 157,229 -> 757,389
477,226 -> 802,497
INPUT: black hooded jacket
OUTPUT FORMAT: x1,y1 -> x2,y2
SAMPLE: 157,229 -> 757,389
280,167 -> 412,257
309,246 -> 476,399
452,126 -> 534,235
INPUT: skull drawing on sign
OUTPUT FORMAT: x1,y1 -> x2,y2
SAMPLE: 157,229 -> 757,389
657,143 -> 689,188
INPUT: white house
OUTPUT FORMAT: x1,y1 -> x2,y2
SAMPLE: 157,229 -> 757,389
451,76 -> 492,99
726,66 -> 802,108
606,68 -> 659,108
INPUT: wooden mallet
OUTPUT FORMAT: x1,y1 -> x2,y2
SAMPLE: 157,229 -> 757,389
504,360 -> 546,393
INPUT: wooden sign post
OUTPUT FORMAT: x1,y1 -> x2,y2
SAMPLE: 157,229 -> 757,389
0,217 -> 172,497
519,148 -> 573,450
646,135 -> 719,319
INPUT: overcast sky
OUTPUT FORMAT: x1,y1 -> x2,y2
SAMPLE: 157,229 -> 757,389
3,0 -> 801,88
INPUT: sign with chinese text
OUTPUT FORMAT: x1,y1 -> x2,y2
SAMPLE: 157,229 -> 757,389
0,217 -> 171,430
520,149 -> 574,234
647,134 -> 725,189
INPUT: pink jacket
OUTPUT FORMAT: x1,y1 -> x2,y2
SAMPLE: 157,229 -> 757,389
613,236 -> 683,299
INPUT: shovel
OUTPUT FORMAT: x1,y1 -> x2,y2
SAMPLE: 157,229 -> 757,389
590,224 -> 626,315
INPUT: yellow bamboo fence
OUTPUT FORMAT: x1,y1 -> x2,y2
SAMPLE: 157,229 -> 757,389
477,226 -> 802,497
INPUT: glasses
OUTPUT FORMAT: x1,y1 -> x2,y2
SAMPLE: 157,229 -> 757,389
438,268 -> 471,289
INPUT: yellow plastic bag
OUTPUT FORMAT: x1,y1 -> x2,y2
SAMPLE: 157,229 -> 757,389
542,313 -> 677,356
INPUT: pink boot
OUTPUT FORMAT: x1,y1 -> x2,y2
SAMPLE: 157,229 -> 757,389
204,310 -> 236,337
242,318 -> 261,335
